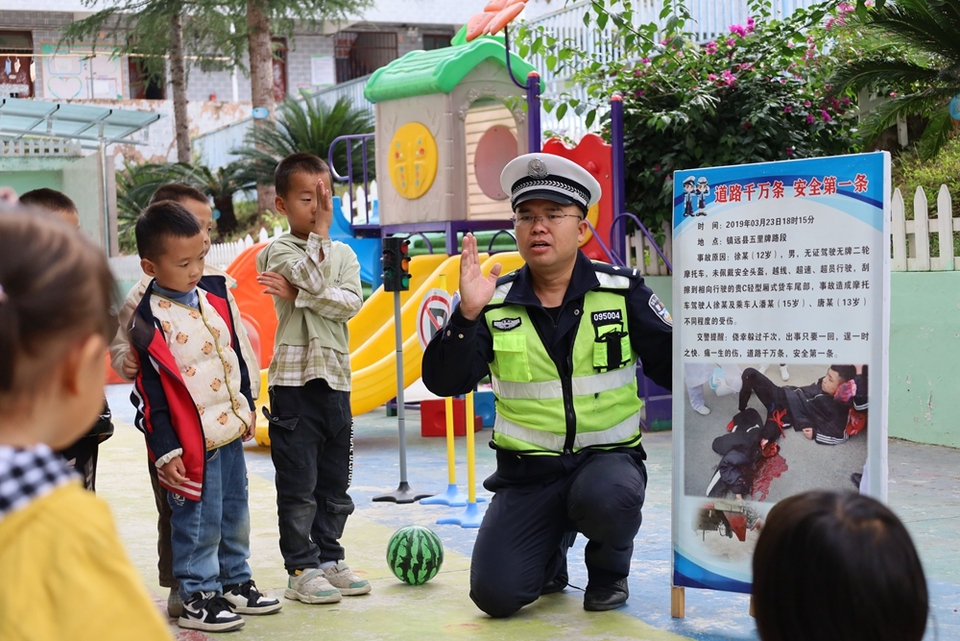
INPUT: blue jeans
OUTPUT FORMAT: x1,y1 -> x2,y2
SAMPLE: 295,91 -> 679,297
168,438 -> 252,599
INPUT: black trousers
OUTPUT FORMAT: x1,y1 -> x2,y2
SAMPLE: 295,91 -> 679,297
59,437 -> 99,491
470,451 -> 647,618
267,379 -> 355,573
148,456 -> 178,588
739,367 -> 789,415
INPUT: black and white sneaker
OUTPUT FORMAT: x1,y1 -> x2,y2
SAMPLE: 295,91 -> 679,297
223,579 -> 283,614
178,591 -> 244,632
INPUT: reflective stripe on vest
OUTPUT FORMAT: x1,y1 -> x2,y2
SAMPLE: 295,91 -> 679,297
492,365 -> 637,400
494,410 -> 642,451
485,272 -> 642,454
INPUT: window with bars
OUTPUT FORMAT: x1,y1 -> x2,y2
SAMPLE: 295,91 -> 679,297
335,31 -> 397,83
422,34 -> 452,51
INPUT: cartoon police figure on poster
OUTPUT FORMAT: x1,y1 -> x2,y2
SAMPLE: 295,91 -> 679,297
696,177 -> 710,216
670,153 -> 890,607
683,176 -> 696,217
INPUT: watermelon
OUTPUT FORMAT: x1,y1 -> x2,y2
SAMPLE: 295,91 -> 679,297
386,525 -> 444,585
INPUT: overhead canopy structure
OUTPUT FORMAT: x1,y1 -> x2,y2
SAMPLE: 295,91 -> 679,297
0,97 -> 161,146
0,98 -> 163,254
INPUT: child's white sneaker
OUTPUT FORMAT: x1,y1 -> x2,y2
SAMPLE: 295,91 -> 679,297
285,568 -> 342,604
322,562 -> 372,596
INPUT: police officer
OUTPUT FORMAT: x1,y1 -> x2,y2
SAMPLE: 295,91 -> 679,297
421,153 -> 672,617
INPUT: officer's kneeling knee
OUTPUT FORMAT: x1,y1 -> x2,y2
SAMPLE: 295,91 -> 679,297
470,584 -> 523,618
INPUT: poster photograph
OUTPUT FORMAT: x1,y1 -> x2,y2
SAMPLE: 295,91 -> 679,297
671,152 -> 890,594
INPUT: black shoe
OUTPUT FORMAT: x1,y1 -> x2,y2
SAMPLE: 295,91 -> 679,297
178,591 -> 244,632
583,578 -> 628,611
851,473 -> 863,489
541,573 -> 568,595
223,579 -> 282,615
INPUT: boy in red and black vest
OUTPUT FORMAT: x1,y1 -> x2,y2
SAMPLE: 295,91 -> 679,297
130,201 -> 280,632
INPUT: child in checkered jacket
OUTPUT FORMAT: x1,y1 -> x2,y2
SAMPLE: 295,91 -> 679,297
0,206 -> 170,640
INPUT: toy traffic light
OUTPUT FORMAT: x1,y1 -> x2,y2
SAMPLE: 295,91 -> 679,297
382,236 -> 411,291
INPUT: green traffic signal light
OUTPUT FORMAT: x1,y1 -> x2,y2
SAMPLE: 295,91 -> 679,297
382,237 -> 410,291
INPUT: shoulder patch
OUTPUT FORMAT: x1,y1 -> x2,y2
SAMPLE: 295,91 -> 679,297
492,317 -> 522,331
649,293 -> 673,327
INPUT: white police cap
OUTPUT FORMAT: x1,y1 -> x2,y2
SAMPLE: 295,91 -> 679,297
500,153 -> 601,213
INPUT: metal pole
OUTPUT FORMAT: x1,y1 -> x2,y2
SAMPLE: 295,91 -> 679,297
610,94 -> 626,263
394,289 -> 408,483
372,284 -> 432,503
99,134 -> 111,255
527,71 -> 541,153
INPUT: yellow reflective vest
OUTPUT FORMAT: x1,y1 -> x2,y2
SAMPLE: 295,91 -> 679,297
485,274 -> 643,455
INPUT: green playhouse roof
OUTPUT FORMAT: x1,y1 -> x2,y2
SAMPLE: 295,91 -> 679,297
364,37 -> 539,103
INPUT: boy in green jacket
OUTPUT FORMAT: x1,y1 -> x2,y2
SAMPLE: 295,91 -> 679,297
256,152 -> 370,604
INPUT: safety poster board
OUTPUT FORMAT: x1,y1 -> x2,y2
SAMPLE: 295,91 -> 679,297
670,152 -> 890,594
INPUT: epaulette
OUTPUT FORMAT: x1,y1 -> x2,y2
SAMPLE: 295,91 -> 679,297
592,261 -> 641,279
495,269 -> 521,286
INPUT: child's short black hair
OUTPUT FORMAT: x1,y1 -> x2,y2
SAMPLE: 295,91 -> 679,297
830,364 -> 857,382
136,200 -> 202,261
19,188 -> 78,215
753,490 -> 928,641
275,152 -> 331,198
149,183 -> 209,207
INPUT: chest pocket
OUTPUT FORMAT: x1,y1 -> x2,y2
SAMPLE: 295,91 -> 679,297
493,332 -> 532,382
593,325 -> 631,372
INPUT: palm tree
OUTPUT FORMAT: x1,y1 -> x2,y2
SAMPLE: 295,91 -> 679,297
179,161 -> 257,236
232,95 -> 375,192
116,162 -> 185,253
833,0 -> 960,159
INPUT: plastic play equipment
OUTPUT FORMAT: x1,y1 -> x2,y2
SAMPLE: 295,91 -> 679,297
226,242 -> 275,369
348,253 -> 448,352
436,391 -> 484,528
331,195 -> 382,288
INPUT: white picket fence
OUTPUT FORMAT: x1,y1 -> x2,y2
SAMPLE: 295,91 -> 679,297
109,224 -> 287,282
622,184 -> 960,277
625,221 -> 674,276
891,185 -> 959,272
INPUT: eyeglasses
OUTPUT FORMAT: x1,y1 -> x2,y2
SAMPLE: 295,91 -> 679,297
510,214 -> 583,228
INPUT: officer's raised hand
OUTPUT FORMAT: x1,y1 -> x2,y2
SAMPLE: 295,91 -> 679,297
458,232 -> 501,321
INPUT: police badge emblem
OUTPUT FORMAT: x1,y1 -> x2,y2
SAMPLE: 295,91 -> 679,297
527,158 -> 548,178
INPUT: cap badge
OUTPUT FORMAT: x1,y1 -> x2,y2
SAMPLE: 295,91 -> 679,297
527,158 -> 548,178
